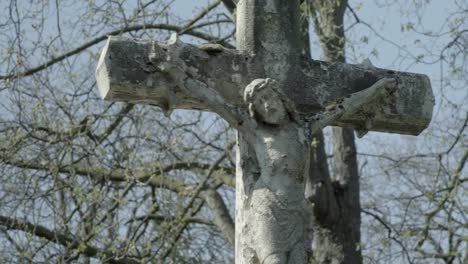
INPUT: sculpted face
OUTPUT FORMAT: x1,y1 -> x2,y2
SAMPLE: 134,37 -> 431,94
244,78 -> 290,126
252,88 -> 288,125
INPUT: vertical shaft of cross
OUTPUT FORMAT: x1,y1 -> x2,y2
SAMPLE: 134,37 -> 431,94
236,0 -> 302,82
235,1 -> 312,263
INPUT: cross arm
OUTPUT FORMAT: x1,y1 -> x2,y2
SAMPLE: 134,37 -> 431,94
95,35 -> 249,126
295,59 -> 435,135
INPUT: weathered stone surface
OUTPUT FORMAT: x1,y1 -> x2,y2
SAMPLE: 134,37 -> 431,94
298,60 -> 435,135
236,0 -> 302,83
97,36 -> 434,135
96,35 -> 248,112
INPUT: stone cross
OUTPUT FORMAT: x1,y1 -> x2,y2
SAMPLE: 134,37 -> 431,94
95,1 -> 434,263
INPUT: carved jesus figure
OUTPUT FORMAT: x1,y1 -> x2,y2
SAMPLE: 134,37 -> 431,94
239,78 -> 312,264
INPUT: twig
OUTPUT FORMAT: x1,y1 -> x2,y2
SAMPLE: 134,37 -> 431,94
0,24 -> 234,81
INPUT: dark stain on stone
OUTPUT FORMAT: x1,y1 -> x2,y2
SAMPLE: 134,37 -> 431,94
350,71 -> 378,91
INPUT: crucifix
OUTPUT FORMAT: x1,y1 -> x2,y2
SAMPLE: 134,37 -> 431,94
95,0 -> 434,263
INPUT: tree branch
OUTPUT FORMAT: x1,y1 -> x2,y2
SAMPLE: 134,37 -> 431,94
128,214 -> 214,226
221,0 -> 237,14
95,103 -> 134,144
158,145 -> 233,260
416,149 -> 468,258
200,188 -> 235,245
0,156 -> 235,191
1,155 -> 237,245
0,215 -> 139,264
178,0 -> 222,35
362,209 -> 414,264
0,23 -> 233,81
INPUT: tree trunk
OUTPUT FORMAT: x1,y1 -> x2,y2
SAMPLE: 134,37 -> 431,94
309,1 -> 363,263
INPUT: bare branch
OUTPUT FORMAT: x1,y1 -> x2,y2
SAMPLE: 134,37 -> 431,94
178,0 -> 222,35
200,188 -> 235,246
0,156 -> 235,191
0,24 -> 234,81
128,214 -> 214,226
0,215 -> 139,264
158,144 -> 233,260
221,0 -> 237,14
362,209 -> 414,264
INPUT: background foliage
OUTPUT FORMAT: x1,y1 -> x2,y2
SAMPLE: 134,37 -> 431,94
0,0 -> 466,263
